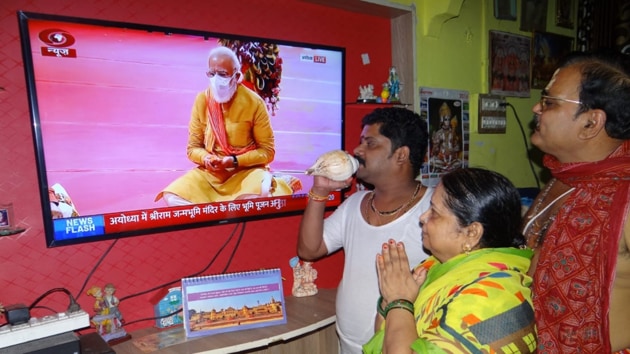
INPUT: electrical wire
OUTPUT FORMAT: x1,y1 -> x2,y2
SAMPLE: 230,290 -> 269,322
219,222 -> 246,273
503,102 -> 541,189
121,308 -> 183,327
67,220 -> 246,329
118,222 -> 247,327
74,239 -> 119,301
28,305 -> 57,314
28,288 -> 77,310
1,239 -> 118,325
29,287 -> 80,312
118,221 -> 246,303
2,222 -> 247,330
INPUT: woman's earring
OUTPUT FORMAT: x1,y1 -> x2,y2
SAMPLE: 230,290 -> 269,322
462,243 -> 472,255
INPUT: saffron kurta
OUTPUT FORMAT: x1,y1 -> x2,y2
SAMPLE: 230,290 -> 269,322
156,85 -> 292,203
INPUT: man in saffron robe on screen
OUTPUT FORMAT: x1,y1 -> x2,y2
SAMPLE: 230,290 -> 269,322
156,46 -> 301,206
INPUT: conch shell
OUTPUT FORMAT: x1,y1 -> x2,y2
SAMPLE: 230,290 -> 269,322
305,150 -> 359,181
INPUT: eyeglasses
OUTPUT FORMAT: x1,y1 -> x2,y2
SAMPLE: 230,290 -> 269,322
206,70 -> 234,79
539,95 -> 583,112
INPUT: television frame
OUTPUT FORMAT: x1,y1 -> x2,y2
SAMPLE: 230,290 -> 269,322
18,11 -> 346,247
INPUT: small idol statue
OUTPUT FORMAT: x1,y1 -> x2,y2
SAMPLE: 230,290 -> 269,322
87,284 -> 131,344
387,66 -> 401,102
289,256 -> 318,297
379,83 -> 390,103
357,84 -> 377,103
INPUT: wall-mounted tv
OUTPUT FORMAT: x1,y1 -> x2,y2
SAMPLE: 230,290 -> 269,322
18,11 -> 345,247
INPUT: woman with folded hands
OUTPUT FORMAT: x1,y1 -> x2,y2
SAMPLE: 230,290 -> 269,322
364,168 -> 537,353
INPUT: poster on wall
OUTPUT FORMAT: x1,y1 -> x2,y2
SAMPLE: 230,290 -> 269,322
489,30 -> 531,97
520,0 -> 548,32
555,0 -> 575,29
419,87 -> 469,187
531,32 -> 574,89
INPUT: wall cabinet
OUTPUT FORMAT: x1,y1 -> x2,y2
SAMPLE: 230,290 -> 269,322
302,0 -> 416,111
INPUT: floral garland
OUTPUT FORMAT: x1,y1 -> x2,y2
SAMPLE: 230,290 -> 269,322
219,39 -> 282,116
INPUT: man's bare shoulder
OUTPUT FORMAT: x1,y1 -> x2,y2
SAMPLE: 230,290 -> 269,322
622,213 -> 630,257
611,211 -> 630,350
615,212 -> 630,285
617,215 -> 630,281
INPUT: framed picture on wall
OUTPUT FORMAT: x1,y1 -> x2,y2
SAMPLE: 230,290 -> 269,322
520,0 -> 548,32
494,0 -> 517,20
556,0 -> 575,28
531,32 -> 574,89
419,87 -> 470,187
0,203 -> 14,230
489,30 -> 531,97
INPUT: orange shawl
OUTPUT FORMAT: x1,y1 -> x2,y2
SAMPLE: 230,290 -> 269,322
205,88 -> 255,156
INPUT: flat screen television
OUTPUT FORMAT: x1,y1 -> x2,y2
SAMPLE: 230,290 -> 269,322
18,11 -> 345,247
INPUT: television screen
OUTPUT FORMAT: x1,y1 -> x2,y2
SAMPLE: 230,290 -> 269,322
18,11 -> 345,247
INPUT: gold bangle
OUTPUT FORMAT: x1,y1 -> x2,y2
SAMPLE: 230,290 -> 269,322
308,189 -> 329,202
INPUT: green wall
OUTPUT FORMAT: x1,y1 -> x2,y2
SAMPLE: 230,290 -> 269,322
394,0 -> 576,188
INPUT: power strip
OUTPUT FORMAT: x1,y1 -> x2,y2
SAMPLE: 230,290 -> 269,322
0,309 -> 90,348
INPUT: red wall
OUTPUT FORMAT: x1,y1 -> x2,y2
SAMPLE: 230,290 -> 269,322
0,0 -> 391,333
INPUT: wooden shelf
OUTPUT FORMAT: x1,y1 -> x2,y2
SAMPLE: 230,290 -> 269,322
0,227 -> 26,236
301,0 -> 416,111
112,288 -> 338,354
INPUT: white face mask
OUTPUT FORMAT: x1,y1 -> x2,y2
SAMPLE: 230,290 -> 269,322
209,74 -> 237,103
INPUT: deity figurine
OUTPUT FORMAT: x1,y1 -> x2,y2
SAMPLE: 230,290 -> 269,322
429,102 -> 462,173
387,66 -> 401,102
357,84 -> 377,102
379,83 -> 390,103
87,284 -> 130,344
103,283 -> 123,322
289,256 -> 318,297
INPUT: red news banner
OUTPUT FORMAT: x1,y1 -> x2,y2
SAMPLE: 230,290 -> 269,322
103,191 -> 342,233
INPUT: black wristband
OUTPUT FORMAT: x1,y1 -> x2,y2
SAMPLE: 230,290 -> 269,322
231,154 -> 238,168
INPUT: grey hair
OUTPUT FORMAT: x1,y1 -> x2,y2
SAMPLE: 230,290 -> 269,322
209,46 -> 241,72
